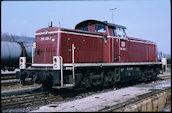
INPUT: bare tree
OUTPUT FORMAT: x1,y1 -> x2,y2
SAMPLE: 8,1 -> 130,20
1,32 -> 16,41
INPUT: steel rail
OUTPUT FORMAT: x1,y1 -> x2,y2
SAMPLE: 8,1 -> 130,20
2,95 -> 62,109
2,92 -> 45,102
1,76 -> 17,80
158,75 -> 171,79
160,104 -> 171,112
1,81 -> 20,87
1,74 -> 16,80
2,93 -> 62,109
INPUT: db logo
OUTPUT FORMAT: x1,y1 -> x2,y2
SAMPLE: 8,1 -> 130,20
121,41 -> 125,47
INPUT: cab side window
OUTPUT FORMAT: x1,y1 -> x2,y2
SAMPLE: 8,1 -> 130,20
116,27 -> 126,38
78,25 -> 88,31
94,23 -> 106,33
113,28 -> 117,37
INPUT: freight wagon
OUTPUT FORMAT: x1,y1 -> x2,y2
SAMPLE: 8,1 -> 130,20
1,41 -> 33,71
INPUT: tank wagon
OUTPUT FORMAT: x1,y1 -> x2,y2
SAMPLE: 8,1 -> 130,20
1,41 -> 33,71
16,20 -> 162,91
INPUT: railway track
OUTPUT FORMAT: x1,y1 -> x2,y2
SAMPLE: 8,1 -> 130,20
1,74 -> 16,80
158,74 -> 171,80
1,78 -> 32,87
2,80 -> 20,85
1,80 -> 21,87
1,92 -> 63,110
2,74 -> 170,111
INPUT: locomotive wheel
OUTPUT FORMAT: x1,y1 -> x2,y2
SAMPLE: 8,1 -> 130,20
150,71 -> 156,81
139,70 -> 146,82
105,71 -> 115,85
20,78 -> 26,85
42,76 -> 53,92
16,71 -> 27,85
83,76 -> 91,88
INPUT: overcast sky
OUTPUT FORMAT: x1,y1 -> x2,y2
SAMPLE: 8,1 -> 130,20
1,0 -> 171,54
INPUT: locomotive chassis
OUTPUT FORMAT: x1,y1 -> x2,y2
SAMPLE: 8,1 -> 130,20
18,60 -> 162,91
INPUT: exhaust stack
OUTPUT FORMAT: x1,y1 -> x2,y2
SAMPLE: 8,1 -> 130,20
48,21 -> 53,27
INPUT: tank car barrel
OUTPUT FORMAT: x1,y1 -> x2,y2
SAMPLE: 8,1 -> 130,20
1,41 -> 33,69
1,41 -> 23,68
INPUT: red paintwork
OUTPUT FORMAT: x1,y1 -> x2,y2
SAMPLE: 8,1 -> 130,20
34,20 -> 157,64
60,33 -> 104,63
127,37 -> 157,62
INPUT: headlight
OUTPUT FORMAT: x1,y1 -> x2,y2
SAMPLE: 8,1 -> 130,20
19,57 -> 26,69
53,56 -> 60,70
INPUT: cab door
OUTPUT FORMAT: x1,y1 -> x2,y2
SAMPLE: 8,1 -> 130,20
112,37 -> 120,62
112,28 -> 120,63
116,27 -> 128,62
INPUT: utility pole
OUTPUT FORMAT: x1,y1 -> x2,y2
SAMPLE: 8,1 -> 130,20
109,8 -> 117,23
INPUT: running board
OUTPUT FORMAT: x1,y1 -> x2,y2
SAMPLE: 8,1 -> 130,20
63,62 -> 162,68
52,84 -> 75,89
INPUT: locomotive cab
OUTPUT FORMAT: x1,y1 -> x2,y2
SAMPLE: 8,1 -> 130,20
75,19 -> 127,39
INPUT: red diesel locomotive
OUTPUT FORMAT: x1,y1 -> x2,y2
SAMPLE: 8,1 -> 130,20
17,20 -> 162,91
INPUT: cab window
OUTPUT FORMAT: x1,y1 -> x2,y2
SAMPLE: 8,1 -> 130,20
116,27 -> 126,38
94,23 -> 106,33
113,28 -> 117,37
78,25 -> 88,31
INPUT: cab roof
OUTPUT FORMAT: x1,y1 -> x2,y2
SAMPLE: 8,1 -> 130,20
75,19 -> 127,29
